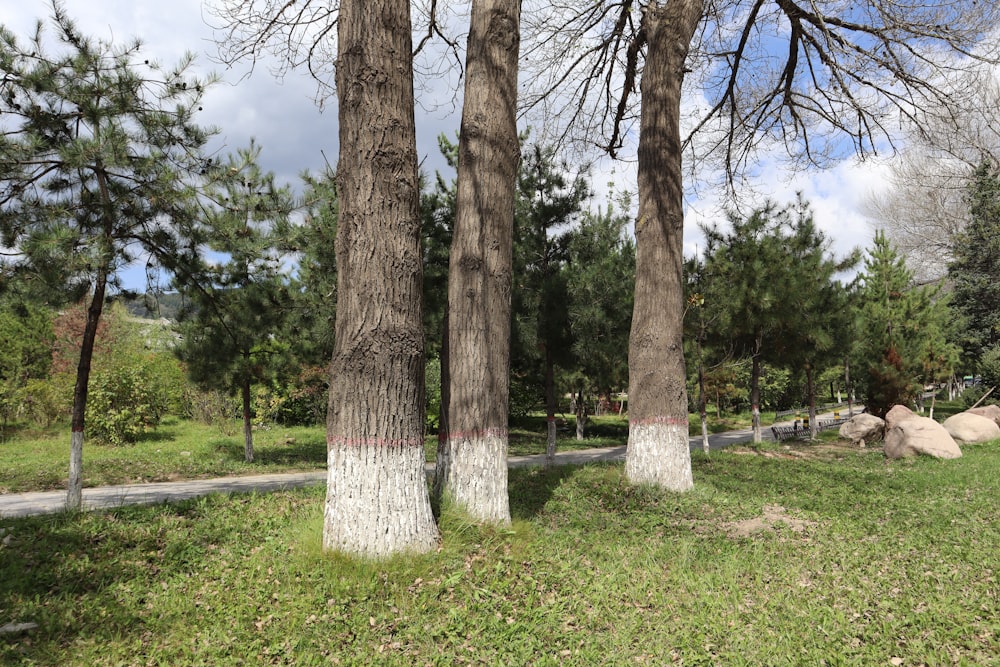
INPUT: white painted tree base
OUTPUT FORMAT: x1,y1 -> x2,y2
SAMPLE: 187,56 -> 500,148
625,420 -> 693,491
436,433 -> 511,525
324,444 -> 438,558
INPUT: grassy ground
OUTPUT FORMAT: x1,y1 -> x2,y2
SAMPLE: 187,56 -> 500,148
2,439 -> 998,665
0,415 -> 630,494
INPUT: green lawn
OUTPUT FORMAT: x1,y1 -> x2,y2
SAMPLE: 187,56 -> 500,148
2,440 -> 998,665
0,415 -> 630,494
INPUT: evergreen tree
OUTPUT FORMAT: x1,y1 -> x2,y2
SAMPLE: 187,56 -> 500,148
511,143 -> 589,462
949,160 -> 1000,365
857,231 -> 958,417
566,203 -> 635,432
0,7 -> 216,509
174,144 -> 295,463
700,202 -> 804,442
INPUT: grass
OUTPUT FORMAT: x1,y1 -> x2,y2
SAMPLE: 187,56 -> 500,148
1,440 -> 998,665
0,415 -> 628,494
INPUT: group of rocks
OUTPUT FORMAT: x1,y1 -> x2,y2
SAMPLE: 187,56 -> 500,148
838,404 -> 1000,460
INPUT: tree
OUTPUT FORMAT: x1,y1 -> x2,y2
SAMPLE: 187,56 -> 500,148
701,202 -> 802,442
521,0 -> 1000,490
949,160 -> 1000,365
324,0 -> 438,556
0,296 -> 53,430
174,144 -> 295,462
510,143 -> 589,464
0,6 -> 215,509
435,0 -> 521,524
865,72 -> 1000,281
566,203 -> 635,434
856,231 -> 957,417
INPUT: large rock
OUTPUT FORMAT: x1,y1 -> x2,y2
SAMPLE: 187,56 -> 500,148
839,414 -> 885,445
884,416 -> 962,460
885,405 -> 918,430
966,404 -> 1000,427
943,412 -> 1000,445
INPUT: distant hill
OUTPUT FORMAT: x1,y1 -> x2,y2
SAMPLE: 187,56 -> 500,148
119,291 -> 186,321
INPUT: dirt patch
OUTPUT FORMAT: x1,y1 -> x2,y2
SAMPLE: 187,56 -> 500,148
718,504 -> 819,538
727,439 -> 868,461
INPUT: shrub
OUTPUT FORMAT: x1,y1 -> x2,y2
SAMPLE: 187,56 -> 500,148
86,365 -> 156,446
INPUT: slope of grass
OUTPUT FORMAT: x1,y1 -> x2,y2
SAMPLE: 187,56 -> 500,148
2,441 -> 998,665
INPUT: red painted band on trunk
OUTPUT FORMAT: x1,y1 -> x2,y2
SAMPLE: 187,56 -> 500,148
327,435 -> 425,448
72,426 -> 84,433
629,416 -> 689,428
547,416 -> 556,422
443,427 -> 509,441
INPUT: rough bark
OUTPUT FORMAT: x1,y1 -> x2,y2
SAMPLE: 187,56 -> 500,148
67,268 -> 107,510
324,0 -> 438,557
544,346 -> 557,467
241,378 -> 254,463
750,346 -> 763,444
624,1 -> 702,491
806,363 -> 818,439
437,0 -> 520,525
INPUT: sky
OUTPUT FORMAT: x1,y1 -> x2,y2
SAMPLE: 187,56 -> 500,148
3,0 -> 889,288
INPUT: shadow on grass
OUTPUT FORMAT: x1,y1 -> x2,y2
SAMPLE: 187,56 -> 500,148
508,463 -> 581,520
0,501 -> 216,661
210,434 -> 327,466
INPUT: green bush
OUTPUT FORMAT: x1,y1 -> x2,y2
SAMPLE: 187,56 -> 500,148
86,365 -> 156,446
181,388 -> 240,435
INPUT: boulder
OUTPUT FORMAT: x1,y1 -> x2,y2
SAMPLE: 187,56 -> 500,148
884,416 -> 962,460
885,405 -> 918,431
966,404 -> 1000,427
839,414 -> 885,446
943,412 -> 1000,445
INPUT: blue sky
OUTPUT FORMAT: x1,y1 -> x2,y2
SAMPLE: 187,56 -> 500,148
4,0 -> 885,289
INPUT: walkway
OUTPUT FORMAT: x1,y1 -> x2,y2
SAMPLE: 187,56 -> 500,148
0,412 -> 848,519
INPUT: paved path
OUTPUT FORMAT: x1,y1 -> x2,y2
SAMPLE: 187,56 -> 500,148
0,412 -> 850,519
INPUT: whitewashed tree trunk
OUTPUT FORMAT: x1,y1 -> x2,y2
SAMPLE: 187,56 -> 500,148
326,444 -> 437,557
624,1 -> 701,491
436,0 -> 520,525
324,0 -> 438,556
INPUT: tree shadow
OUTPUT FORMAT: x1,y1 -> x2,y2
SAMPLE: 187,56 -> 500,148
0,501 -> 212,661
507,463 -> 583,520
210,434 -> 327,466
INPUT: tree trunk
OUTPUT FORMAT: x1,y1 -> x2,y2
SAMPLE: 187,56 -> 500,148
544,345 -> 557,467
845,356 -> 854,418
241,377 -> 254,463
575,389 -> 587,440
624,1 -> 701,491
324,0 -> 438,557
750,348 -> 763,443
806,363 -> 818,439
698,360 -> 709,454
437,0 -> 520,525
67,270 -> 108,510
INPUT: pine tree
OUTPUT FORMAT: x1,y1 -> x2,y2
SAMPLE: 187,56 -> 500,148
0,7 -> 216,509
857,231 -> 957,417
174,144 -> 295,462
510,143 -> 589,464
949,160 -> 1000,365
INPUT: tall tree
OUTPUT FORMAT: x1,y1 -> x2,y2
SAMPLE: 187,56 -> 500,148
701,202 -> 803,443
324,0 -> 438,556
174,144 -> 295,462
566,204 -> 635,429
0,6 -> 215,509
857,231 -> 957,417
521,0 -> 1000,490
435,0 -> 521,524
948,159 -> 1000,365
865,72 -> 1000,281
511,143 -> 589,464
